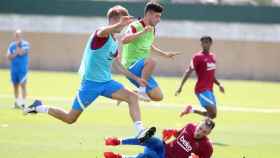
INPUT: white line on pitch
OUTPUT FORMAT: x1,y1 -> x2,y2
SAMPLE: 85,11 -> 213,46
0,94 -> 279,113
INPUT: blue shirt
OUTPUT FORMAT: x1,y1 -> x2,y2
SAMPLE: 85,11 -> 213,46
79,33 -> 118,82
7,40 -> 30,72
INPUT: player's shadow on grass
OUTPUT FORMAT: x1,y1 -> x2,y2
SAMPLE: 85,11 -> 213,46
213,142 -> 229,147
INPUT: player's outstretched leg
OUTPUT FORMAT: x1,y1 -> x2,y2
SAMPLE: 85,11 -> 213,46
23,100 -> 43,114
180,105 -> 193,117
105,134 -> 162,158
23,100 -> 82,124
105,126 -> 156,146
111,88 -> 145,134
180,104 -> 217,119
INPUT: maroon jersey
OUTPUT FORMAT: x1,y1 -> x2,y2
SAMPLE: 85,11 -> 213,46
190,51 -> 216,94
165,123 -> 213,158
90,30 -> 119,57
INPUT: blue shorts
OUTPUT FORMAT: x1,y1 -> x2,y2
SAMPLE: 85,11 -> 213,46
128,59 -> 159,93
11,70 -> 28,85
141,137 -> 165,158
196,90 -> 216,108
72,79 -> 124,111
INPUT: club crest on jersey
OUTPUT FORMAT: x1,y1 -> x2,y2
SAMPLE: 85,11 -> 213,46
107,51 -> 115,60
177,135 -> 192,152
207,62 -> 216,71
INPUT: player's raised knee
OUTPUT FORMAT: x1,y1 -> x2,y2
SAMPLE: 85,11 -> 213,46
150,94 -> 163,101
145,58 -> 156,67
128,91 -> 139,101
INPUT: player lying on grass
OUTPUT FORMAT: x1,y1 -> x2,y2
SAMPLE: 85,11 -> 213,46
175,36 -> 225,119
24,5 -> 152,136
104,118 -> 215,158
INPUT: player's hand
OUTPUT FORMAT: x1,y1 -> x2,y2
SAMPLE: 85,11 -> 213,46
144,25 -> 153,32
165,52 -> 181,59
175,87 -> 182,96
136,78 -> 148,87
188,153 -> 199,158
119,16 -> 133,27
219,85 -> 225,93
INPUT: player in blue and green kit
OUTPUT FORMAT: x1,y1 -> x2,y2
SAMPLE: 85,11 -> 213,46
24,5 -> 155,137
121,2 -> 180,102
7,29 -> 30,109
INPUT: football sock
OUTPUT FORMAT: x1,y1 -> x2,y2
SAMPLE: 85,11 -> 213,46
36,105 -> 49,113
121,138 -> 140,145
138,86 -> 146,94
134,121 -> 144,133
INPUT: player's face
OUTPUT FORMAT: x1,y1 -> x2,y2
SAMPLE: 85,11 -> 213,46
14,32 -> 22,42
148,11 -> 161,26
194,123 -> 211,139
201,40 -> 212,51
109,17 -> 122,33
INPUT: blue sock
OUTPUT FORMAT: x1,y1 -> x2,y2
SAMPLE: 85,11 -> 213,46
121,138 -> 140,145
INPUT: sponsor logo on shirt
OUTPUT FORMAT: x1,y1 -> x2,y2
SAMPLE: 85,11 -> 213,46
177,135 -> 192,152
207,62 -> 216,71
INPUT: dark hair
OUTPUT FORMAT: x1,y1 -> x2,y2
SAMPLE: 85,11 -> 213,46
145,2 -> 164,14
204,118 -> 215,130
200,36 -> 213,43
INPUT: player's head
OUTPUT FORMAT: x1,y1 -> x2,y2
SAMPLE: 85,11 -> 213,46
107,5 -> 129,27
14,29 -> 23,42
200,36 -> 213,52
194,118 -> 215,139
144,2 -> 164,26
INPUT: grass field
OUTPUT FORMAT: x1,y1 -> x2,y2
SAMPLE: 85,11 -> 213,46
0,69 -> 280,158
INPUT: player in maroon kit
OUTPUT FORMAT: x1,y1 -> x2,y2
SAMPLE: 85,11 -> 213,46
103,118 -> 215,158
175,36 -> 225,119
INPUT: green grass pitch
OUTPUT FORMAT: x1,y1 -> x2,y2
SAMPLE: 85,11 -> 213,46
0,69 -> 280,158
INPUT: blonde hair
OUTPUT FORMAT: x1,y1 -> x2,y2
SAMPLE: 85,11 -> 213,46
107,5 -> 129,20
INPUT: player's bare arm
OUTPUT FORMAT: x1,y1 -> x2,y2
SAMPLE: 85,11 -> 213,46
113,58 -> 147,87
6,50 -> 17,60
151,44 -> 181,59
98,16 -> 133,37
175,66 -> 194,96
122,25 -> 153,44
214,77 -> 225,93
